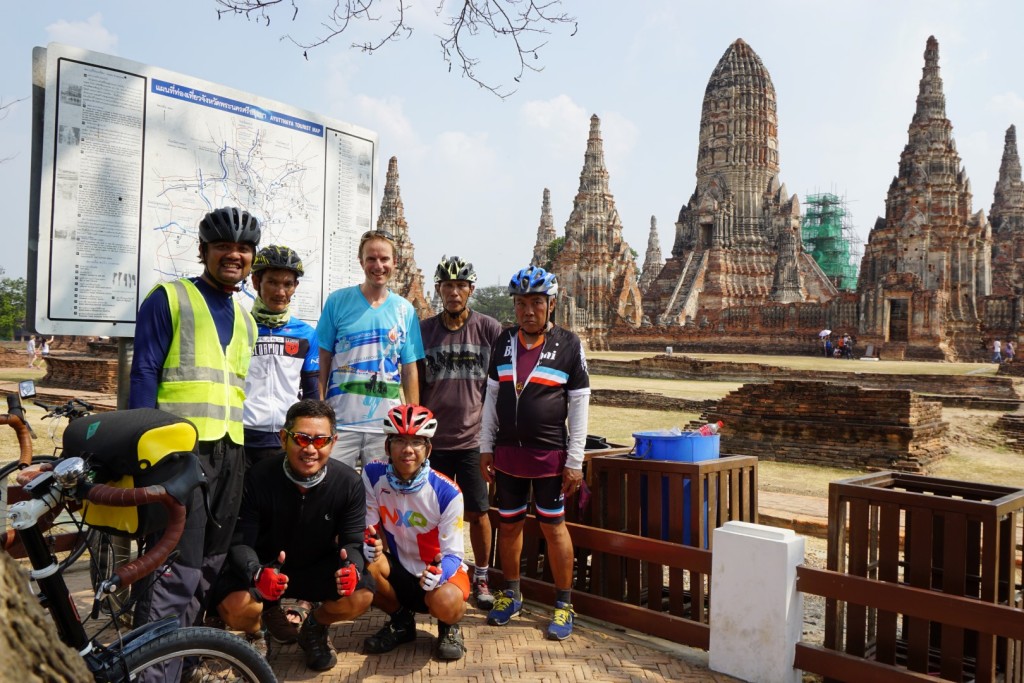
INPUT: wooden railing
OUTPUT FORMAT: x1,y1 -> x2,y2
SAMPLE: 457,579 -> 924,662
490,513 -> 714,649
589,454 -> 758,550
486,453 -> 758,650
822,472 -> 1024,682
797,564 -> 1024,683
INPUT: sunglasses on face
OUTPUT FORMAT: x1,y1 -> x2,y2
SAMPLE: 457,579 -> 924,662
361,229 -> 395,241
286,431 -> 336,449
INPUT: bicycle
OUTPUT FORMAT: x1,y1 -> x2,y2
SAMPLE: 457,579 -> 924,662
8,451 -> 276,681
0,388 -> 88,569
1,389 -> 129,603
34,394 -> 135,621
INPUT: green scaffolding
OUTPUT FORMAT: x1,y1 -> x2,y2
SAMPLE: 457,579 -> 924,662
801,193 -> 861,291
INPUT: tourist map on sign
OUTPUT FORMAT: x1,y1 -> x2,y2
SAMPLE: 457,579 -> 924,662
35,44 -> 377,335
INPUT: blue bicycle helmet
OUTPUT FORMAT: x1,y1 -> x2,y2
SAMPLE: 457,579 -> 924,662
508,265 -> 558,297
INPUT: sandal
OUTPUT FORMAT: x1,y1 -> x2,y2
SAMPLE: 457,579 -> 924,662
263,600 -> 312,644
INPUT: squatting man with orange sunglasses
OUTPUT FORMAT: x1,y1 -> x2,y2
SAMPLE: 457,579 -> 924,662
208,399 -> 374,672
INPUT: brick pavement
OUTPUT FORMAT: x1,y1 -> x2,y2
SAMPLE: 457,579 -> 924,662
57,563 -> 741,682
24,382 -> 817,681
267,603 -> 741,682
758,491 -> 829,538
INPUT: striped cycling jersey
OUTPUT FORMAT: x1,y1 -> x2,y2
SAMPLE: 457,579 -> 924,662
486,325 -> 590,452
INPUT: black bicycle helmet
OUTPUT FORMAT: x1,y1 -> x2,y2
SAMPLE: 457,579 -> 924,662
434,255 -> 477,283
508,265 -> 558,296
252,245 -> 304,277
197,207 -> 262,246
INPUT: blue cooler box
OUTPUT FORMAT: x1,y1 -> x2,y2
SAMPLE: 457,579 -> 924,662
634,431 -> 720,546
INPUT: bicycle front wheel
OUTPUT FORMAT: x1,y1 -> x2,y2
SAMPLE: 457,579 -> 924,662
121,626 -> 277,682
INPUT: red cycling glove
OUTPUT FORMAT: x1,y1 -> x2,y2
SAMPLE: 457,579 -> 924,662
336,548 -> 359,597
252,564 -> 288,602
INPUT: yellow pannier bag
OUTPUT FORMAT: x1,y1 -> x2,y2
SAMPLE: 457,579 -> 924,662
63,408 -> 199,537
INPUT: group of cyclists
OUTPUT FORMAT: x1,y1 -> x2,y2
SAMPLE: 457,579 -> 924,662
120,206 -> 590,675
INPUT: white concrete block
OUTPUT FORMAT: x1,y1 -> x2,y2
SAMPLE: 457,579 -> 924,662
708,521 -> 805,683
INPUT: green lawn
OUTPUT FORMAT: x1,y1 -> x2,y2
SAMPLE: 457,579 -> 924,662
587,350 -> 999,376
591,375 -> 743,400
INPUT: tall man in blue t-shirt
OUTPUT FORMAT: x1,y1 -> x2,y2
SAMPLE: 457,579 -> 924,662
317,229 -> 424,468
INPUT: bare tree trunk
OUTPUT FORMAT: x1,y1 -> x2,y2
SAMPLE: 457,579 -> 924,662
0,552 -> 92,681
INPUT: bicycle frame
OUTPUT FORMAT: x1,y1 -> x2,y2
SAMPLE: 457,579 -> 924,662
8,458 -> 189,661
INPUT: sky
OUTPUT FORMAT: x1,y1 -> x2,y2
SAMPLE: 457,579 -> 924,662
2,0 -> 1023,293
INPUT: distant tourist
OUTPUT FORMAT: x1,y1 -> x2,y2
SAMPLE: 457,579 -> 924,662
26,336 -> 37,368
993,339 -> 1003,364
1006,341 -> 1015,364
41,336 -> 54,359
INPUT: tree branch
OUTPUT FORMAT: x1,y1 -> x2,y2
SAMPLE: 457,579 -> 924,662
0,96 -> 28,165
213,0 -> 576,97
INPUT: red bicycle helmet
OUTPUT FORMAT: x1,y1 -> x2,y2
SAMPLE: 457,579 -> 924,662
382,405 -> 438,438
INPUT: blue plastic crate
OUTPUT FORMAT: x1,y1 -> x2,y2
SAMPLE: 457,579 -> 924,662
632,431 -> 719,462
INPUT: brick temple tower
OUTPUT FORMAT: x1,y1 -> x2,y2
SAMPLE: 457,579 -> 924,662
550,115 -> 643,349
531,188 -> 558,267
856,36 -> 991,359
376,156 -> 432,318
639,216 -> 664,296
990,125 -> 1024,297
643,38 -> 836,326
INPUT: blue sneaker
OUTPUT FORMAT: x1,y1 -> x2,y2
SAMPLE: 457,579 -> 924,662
486,590 -> 523,626
546,601 -> 575,641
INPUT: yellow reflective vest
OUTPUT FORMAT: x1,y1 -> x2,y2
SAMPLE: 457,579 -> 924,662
155,279 -> 256,444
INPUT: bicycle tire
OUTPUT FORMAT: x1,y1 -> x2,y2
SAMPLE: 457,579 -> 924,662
119,626 -> 277,682
87,530 -> 134,625
0,455 -> 89,570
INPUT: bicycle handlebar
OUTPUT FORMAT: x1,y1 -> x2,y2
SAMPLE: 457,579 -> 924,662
0,413 -> 35,467
33,400 -> 56,413
33,398 -> 92,422
84,483 -> 186,591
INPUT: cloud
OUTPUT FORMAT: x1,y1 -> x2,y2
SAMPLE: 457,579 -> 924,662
353,94 -> 420,155
520,94 -> 589,156
989,92 -> 1024,120
45,13 -> 118,54
599,112 -> 639,170
433,131 -> 498,170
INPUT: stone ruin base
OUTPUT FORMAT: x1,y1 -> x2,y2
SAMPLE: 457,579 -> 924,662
590,389 -> 716,414
995,413 -> 1024,453
692,379 -> 949,472
41,355 -> 118,393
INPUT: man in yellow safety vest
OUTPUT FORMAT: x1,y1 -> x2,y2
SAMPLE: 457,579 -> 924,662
129,206 -> 260,678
